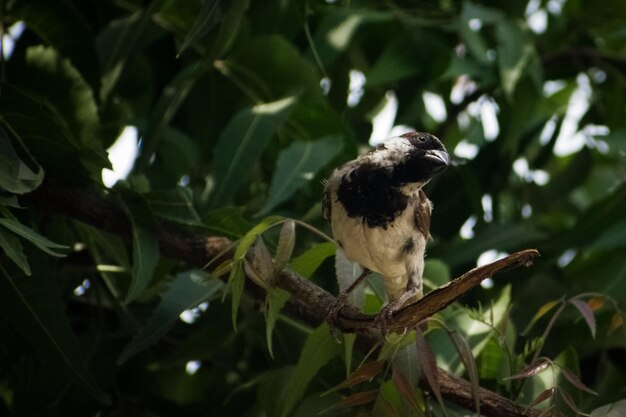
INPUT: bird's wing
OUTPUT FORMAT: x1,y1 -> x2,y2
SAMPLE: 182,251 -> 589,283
413,189 -> 432,240
322,180 -> 332,220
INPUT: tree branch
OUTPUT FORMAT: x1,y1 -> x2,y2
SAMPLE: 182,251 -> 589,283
25,180 -> 541,417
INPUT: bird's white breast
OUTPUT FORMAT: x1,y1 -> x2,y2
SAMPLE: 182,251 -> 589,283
329,188 -> 427,299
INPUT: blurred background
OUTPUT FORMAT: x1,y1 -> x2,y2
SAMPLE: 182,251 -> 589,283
0,0 -> 625,416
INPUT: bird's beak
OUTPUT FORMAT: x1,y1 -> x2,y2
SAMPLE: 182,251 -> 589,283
424,149 -> 450,173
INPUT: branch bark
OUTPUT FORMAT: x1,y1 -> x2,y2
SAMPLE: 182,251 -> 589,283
25,180 -> 541,417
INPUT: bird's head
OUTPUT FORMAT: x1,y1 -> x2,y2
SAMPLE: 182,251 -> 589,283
380,132 -> 450,187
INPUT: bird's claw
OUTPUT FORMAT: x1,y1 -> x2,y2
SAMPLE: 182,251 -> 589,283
374,300 -> 404,336
326,292 -> 351,329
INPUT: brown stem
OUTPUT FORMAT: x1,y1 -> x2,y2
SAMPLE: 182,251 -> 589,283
25,179 -> 541,417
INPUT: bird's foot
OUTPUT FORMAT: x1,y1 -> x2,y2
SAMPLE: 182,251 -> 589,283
374,287 -> 421,335
325,292 -> 352,330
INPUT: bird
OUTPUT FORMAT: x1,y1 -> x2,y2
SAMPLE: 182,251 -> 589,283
322,131 -> 450,330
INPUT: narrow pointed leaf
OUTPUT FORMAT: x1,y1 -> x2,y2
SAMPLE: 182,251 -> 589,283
138,62 -> 207,171
229,260 -> 245,329
560,367 -> 597,395
524,299 -> 561,335
343,333 -> 356,377
448,330 -> 480,414
119,270 -> 223,363
587,297 -> 605,311
274,219 -> 295,274
252,237 -> 274,282
234,216 -> 284,260
0,266 -> 110,404
392,341 -> 419,387
226,216 -> 283,328
0,227 -> 30,275
506,359 -> 550,380
0,217 -> 68,256
280,323 -> 341,417
145,187 -> 203,226
259,136 -> 343,215
608,312 -> 624,335
524,387 -> 555,412
591,399 -> 626,417
335,248 -> 364,309
177,0 -> 221,55
290,242 -> 336,278
559,389 -> 580,413
265,287 -> 290,358
392,366 -> 420,413
211,0 -> 249,58
569,299 -> 597,338
125,222 -> 159,304
335,360 -> 385,390
210,96 -> 295,208
415,327 -> 442,406
339,390 -> 378,407
0,126 -> 43,194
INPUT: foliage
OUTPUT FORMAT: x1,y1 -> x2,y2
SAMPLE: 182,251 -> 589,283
0,0 -> 625,416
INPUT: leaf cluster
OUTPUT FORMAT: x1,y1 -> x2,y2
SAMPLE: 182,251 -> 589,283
0,0 -> 625,416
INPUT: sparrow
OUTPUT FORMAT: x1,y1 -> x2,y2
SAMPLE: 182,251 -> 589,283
323,131 -> 449,330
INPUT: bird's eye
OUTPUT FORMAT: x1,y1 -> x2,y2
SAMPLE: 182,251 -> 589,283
419,136 -> 426,142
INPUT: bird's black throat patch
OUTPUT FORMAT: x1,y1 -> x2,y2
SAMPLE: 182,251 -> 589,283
336,162 -> 408,228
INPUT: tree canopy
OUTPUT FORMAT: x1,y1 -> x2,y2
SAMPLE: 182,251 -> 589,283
0,0 -> 625,416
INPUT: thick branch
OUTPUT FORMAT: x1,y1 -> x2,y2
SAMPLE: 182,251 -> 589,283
25,180 -> 540,417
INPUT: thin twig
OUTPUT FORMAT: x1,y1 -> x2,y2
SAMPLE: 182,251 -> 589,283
24,180 -> 541,417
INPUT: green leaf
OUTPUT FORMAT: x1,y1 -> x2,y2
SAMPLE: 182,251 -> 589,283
96,2 -> 165,101
228,260 -> 245,330
0,126 -> 43,194
443,223 -> 546,268
569,299 -> 597,339
211,0 -> 249,58
118,270 -> 223,363
122,192 -> 160,304
392,366 -> 421,413
478,337 -> 507,380
0,217 -> 68,257
290,242 -> 336,279
0,266 -> 110,404
280,323 -> 341,417
145,187 -> 202,226
203,207 -> 251,239
226,35 -> 323,101
496,19 -> 536,98
343,333 -> 356,377
0,226 -> 30,275
0,83 -> 102,182
265,287 -> 290,358
448,330 -> 480,414
12,0 -> 99,88
209,96 -> 295,208
524,299 -> 562,335
126,225 -> 159,304
259,136 -> 343,215
177,0 -> 221,55
274,219 -> 296,274
335,249 -> 364,309
234,216 -> 284,261
23,46 -> 102,153
137,62 -> 208,171
591,400 -> 626,417
223,215 -> 283,328
423,259 -> 450,288
392,341 -> 420,387
415,327 -> 443,408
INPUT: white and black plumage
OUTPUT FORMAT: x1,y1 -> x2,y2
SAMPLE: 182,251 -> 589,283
323,132 -> 449,324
